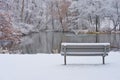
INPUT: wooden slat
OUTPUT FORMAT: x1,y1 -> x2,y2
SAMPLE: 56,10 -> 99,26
61,43 -> 110,46
61,52 -> 108,56
60,43 -> 110,56
61,46 -> 109,52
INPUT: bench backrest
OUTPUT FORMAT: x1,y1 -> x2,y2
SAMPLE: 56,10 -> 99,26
61,43 -> 110,53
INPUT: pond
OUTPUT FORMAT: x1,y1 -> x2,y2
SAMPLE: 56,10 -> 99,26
19,32 -> 120,54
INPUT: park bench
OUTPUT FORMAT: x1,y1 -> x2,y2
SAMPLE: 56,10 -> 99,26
61,43 -> 110,65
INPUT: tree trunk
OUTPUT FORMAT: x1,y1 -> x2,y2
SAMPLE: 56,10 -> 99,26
21,0 -> 25,22
95,15 -> 99,32
56,5 -> 64,32
51,3 -> 54,30
119,24 -> 120,31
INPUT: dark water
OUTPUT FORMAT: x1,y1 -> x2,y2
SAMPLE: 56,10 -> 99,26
19,32 -> 120,54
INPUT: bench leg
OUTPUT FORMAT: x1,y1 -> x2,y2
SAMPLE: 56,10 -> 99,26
102,56 -> 105,64
64,47 -> 67,65
64,55 -> 66,65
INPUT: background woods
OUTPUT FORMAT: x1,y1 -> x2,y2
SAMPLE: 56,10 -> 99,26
1,0 -> 120,33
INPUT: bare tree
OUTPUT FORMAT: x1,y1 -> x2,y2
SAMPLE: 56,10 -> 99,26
21,0 -> 25,22
110,0 -> 120,31
54,0 -> 71,31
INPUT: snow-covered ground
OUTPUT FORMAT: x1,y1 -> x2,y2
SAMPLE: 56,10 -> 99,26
0,51 -> 120,80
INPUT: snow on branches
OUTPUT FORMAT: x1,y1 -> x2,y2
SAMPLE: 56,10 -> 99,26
0,13 -> 21,48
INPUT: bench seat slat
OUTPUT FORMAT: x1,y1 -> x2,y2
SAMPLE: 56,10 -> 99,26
64,46 -> 109,49
65,48 -> 109,52
61,52 -> 108,56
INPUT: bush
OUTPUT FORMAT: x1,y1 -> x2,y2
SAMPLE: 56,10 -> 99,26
0,13 -> 21,49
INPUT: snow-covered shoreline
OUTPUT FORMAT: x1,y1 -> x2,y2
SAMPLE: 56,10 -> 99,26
0,51 -> 120,80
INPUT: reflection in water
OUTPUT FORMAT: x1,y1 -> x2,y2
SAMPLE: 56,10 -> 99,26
19,32 -> 120,54
20,32 -> 63,54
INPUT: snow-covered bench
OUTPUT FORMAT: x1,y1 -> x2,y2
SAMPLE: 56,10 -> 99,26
61,43 -> 110,65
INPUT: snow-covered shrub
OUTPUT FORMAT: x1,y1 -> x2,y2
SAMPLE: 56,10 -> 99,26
14,23 -> 34,35
0,13 -> 21,49
100,27 -> 111,32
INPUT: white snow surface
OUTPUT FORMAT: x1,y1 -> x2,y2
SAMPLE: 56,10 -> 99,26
0,51 -> 120,80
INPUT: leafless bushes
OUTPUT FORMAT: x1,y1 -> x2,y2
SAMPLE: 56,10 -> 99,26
0,13 -> 21,49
